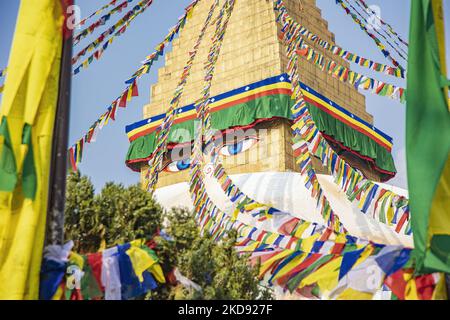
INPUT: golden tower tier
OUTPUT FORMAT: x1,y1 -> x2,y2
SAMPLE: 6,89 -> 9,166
124,0 -> 397,188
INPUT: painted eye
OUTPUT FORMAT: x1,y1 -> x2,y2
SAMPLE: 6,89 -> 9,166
219,137 -> 258,157
164,158 -> 191,172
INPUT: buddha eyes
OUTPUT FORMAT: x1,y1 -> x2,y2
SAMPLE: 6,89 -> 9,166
164,158 -> 191,172
163,136 -> 259,173
218,136 -> 258,157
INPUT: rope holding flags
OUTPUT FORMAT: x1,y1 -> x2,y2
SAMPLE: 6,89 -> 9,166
68,0 -> 201,170
347,0 -> 408,56
76,0 -> 122,28
296,46 -> 406,103
72,0 -> 154,74
341,0 -> 408,60
354,0 -> 409,47
73,0 -> 135,45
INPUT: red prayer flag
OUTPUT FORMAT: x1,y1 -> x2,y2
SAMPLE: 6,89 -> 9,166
69,147 -> 77,171
296,48 -> 309,57
87,253 -> 104,291
131,80 -> 139,97
110,105 -> 117,121
119,92 -> 127,107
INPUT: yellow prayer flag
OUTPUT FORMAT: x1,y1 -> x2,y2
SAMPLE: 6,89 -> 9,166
126,246 -> 158,283
0,0 -> 65,299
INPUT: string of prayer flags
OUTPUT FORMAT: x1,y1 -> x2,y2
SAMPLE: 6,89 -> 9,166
274,0 -> 405,79
68,0 -> 201,170
73,0 -> 135,45
145,0 -> 222,192
39,239 -> 165,300
185,0 -> 256,243
212,164 -> 334,239
296,45 -> 406,103
192,168 -> 353,255
76,0 -> 121,28
196,193 -> 442,300
194,179 -> 426,300
189,0 -> 237,197
242,238 -> 445,300
124,5 -> 195,84
279,24 -> 348,234
290,123 -> 347,233
294,105 -> 411,235
341,0 -> 408,60
276,2 -> 406,103
286,36 -> 408,234
355,0 -> 409,47
187,0 -> 247,244
347,0 -> 409,56
72,0 -> 154,68
68,79 -> 139,171
334,0 -> 406,71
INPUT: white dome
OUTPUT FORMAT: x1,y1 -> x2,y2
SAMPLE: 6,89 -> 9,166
154,171 -> 412,247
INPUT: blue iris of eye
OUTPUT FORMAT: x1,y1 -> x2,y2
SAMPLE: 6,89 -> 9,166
227,141 -> 243,155
176,159 -> 191,170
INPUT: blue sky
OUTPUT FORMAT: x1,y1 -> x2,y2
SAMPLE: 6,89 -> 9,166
0,0 -> 449,192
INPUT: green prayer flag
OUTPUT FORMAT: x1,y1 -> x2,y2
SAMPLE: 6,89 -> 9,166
406,0 -> 450,274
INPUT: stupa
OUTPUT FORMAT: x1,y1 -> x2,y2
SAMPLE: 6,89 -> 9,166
124,0 -> 407,247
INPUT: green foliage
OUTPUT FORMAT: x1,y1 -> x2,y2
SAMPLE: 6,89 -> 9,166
64,171 -> 272,300
154,209 -> 273,300
174,231 -> 262,300
64,171 -> 98,252
65,171 -> 162,253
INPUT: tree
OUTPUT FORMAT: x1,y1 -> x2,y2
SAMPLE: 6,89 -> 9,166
155,208 -> 273,300
64,171 -> 98,252
64,171 -> 162,253
64,171 -> 272,300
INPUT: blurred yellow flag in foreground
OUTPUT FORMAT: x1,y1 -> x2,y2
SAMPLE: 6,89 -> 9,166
0,0 -> 65,299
